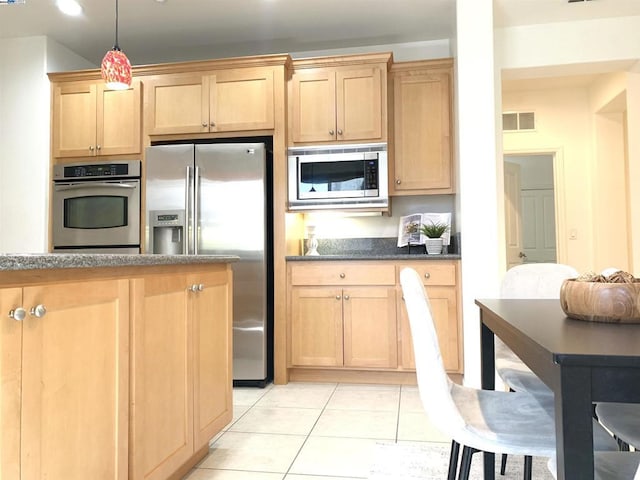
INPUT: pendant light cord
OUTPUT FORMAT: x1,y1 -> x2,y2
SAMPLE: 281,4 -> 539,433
114,0 -> 120,50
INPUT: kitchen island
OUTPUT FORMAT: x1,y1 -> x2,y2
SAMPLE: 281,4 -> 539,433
1,254 -> 237,480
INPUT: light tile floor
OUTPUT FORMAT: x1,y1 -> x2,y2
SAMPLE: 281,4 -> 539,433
183,382 -> 550,480
183,382 -> 448,480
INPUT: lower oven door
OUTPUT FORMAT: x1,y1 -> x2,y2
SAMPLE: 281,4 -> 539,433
52,179 -> 141,248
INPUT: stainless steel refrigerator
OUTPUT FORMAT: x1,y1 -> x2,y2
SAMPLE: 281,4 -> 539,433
145,142 -> 272,386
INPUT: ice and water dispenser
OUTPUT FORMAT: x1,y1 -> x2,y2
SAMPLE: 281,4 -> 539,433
148,210 -> 185,254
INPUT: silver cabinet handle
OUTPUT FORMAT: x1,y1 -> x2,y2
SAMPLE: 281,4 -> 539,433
210,122 -> 215,127
339,273 -> 346,279
202,122 -> 208,127
9,307 -> 26,321
329,129 -> 335,136
344,294 -> 350,300
337,129 -> 343,135
189,284 -> 199,292
30,304 -> 47,318
396,179 -> 401,184
89,145 -> 94,151
424,272 -> 431,279
335,295 -> 341,300
96,145 -> 101,151
197,284 -> 204,291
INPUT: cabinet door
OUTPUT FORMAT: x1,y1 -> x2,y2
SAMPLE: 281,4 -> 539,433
145,74 -> 208,134
130,275 -> 194,480
191,270 -> 233,449
290,286 -> 343,366
52,82 -> 97,157
97,80 -> 142,155
398,286 -> 459,372
391,70 -> 452,193
1,288 -> 22,480
343,286 -> 397,368
336,67 -> 384,142
210,68 -> 274,132
20,279 -> 129,480
290,70 -> 336,143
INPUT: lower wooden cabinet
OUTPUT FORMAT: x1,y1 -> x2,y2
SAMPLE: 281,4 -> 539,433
130,269 -> 232,480
287,260 -> 462,380
1,279 -> 130,480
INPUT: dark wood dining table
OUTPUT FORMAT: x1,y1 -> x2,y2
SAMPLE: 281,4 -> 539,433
476,298 -> 640,480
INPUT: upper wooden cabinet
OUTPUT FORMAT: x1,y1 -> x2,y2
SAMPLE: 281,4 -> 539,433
145,67 -> 274,135
390,59 -> 454,195
51,80 -> 141,158
289,53 -> 391,145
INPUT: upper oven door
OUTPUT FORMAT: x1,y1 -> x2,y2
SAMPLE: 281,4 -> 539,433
52,179 -> 141,248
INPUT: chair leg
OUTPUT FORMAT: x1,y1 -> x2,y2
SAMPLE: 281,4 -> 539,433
458,446 -> 478,480
523,455 -> 533,480
448,440 -> 460,480
500,453 -> 508,475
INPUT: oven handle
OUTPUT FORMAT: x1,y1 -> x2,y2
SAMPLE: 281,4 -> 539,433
54,182 -> 139,191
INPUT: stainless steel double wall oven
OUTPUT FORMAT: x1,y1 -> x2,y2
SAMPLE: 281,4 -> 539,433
52,160 -> 141,253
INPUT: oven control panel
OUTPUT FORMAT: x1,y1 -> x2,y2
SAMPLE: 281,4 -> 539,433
53,160 -> 141,180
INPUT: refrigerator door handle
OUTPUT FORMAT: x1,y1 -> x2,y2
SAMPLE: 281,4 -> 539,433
193,165 -> 200,255
186,165 -> 192,255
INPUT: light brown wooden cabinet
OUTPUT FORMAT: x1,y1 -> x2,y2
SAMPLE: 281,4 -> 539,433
390,59 -> 454,195
289,262 -> 397,369
51,80 -> 141,158
286,259 -> 462,382
396,261 -> 461,373
145,67 -> 274,135
1,279 -> 130,480
289,53 -> 391,145
130,269 -> 232,480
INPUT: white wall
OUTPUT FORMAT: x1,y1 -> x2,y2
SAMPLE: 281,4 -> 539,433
0,37 -> 94,253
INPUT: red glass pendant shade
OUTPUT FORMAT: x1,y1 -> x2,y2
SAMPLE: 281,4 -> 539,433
101,47 -> 131,90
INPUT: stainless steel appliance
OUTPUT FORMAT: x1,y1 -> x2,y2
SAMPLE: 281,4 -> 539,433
145,142 -> 272,386
287,143 -> 388,210
52,161 -> 141,254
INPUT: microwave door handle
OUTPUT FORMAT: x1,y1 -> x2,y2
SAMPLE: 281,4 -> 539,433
54,182 -> 138,191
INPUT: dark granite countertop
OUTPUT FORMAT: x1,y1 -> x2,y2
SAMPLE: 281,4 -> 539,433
0,254 -> 239,271
287,237 -> 461,261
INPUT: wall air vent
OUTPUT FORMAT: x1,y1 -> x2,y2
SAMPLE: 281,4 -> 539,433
502,112 -> 536,132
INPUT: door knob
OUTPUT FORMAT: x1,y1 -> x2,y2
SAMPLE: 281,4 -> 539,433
9,307 -> 26,321
518,252 -> 527,259
30,304 -> 47,318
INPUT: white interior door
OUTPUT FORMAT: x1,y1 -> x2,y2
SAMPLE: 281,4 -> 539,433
504,161 -> 524,268
521,188 -> 557,262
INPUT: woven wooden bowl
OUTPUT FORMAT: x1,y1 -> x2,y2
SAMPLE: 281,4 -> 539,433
560,279 -> 640,323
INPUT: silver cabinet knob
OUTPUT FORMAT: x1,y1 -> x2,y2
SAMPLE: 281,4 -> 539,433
335,295 -> 341,300
343,294 -> 350,300
329,129 -> 335,136
424,272 -> 431,279
337,129 -> 343,135
202,122 -> 208,127
339,273 -> 346,279
30,304 -> 46,318
197,284 -> 204,291
396,179 -> 401,184
96,145 -> 101,151
89,145 -> 94,151
9,307 -> 26,321
210,122 -> 215,127
189,284 -> 199,292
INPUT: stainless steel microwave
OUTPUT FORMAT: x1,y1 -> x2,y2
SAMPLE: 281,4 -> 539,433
287,143 -> 388,210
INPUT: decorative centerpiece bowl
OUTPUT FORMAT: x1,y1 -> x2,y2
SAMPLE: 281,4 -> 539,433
560,271 -> 640,323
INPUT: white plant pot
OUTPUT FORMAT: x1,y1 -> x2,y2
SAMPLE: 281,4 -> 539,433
425,238 -> 443,255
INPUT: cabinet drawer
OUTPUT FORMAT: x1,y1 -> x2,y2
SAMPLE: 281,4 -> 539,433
396,262 -> 456,286
290,263 -> 396,286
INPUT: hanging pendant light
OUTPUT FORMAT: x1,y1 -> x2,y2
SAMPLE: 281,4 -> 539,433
101,0 -> 131,90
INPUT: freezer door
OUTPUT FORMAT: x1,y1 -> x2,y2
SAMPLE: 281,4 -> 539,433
195,143 -> 268,382
145,144 -> 194,253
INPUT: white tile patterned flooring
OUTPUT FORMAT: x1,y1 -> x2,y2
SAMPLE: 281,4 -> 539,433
183,382 -> 452,480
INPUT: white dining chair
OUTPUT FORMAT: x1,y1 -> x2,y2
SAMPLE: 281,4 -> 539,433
547,452 -> 640,480
595,403 -> 640,451
399,267 -> 617,480
496,263 -> 579,398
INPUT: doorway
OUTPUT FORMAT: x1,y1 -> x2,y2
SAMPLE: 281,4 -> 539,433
504,154 -> 557,268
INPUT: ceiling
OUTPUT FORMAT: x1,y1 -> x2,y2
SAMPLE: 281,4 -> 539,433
1,0 -> 640,67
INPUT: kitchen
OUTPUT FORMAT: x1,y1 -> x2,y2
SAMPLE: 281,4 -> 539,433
2,1 -> 640,479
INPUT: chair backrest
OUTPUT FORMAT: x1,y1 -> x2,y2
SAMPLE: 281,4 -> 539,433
400,267 -> 465,434
500,263 -> 579,299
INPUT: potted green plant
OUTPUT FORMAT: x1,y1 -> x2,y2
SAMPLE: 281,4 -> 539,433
420,221 -> 449,254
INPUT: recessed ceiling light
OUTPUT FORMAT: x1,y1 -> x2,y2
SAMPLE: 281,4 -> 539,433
56,0 -> 82,16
